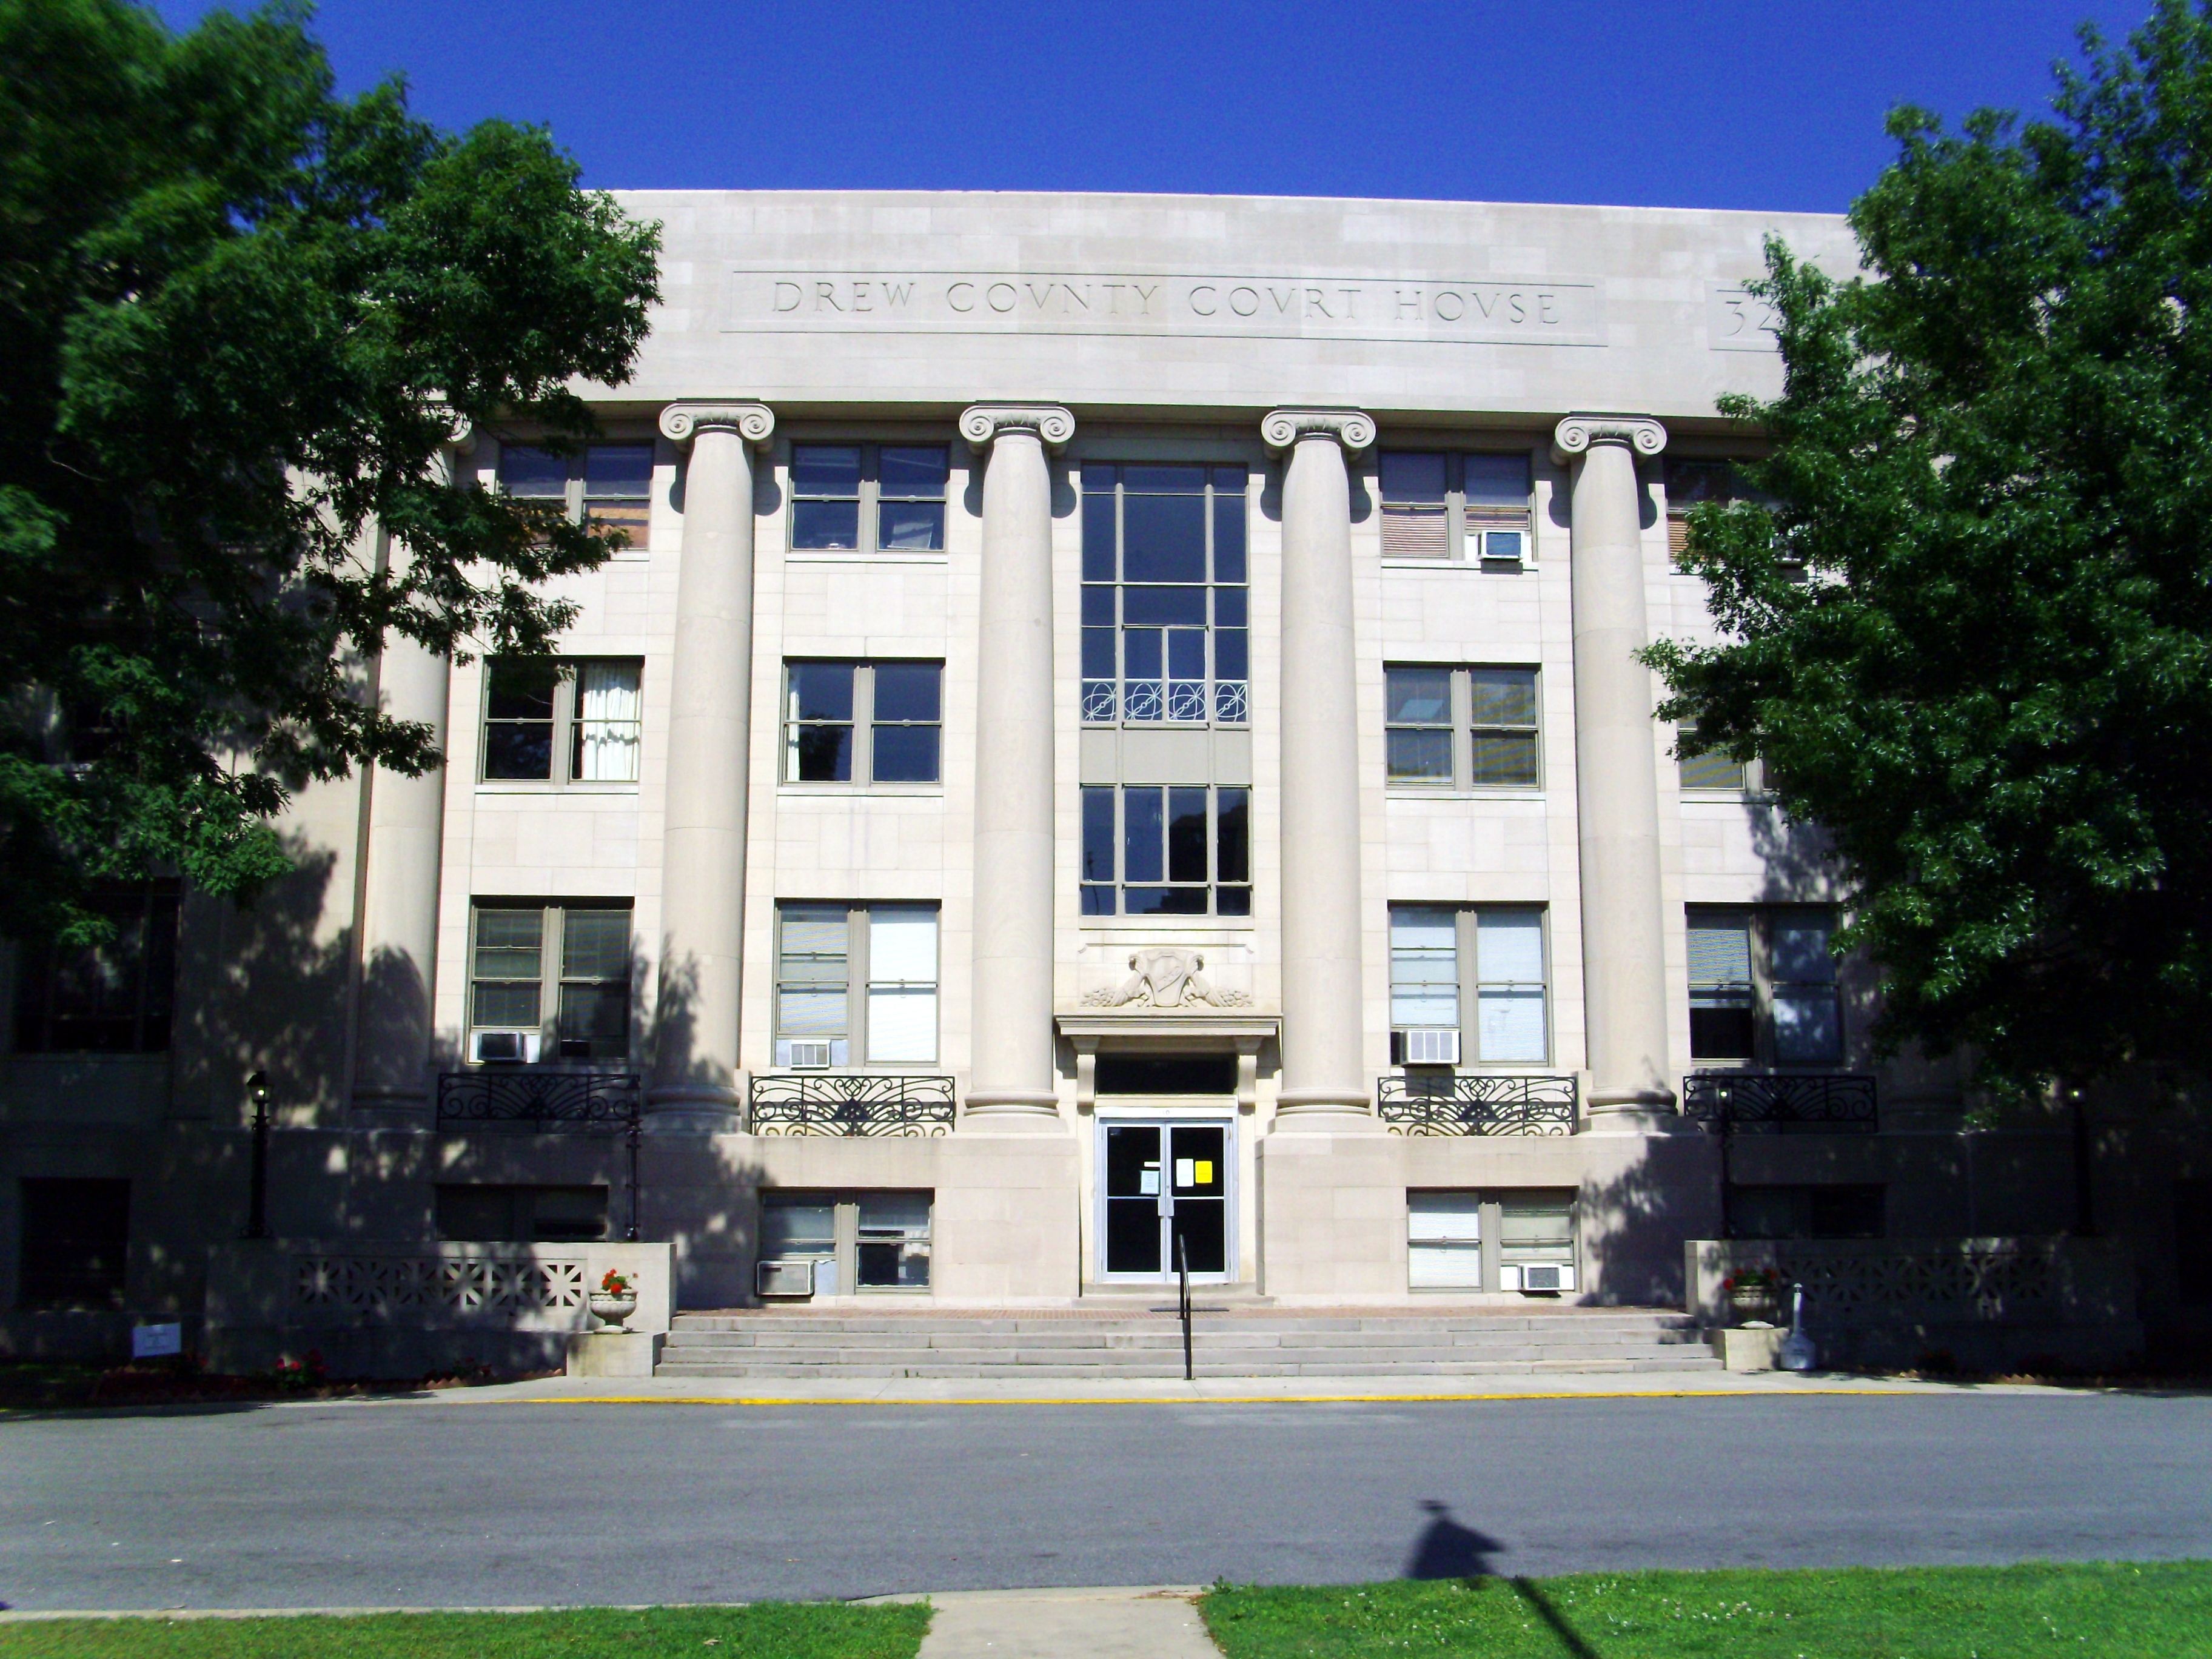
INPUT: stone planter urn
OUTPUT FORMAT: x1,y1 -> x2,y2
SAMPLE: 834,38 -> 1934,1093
588,1291 -> 638,1332
1728,1285 -> 1780,1327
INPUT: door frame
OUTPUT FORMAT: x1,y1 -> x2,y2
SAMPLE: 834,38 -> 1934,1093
1091,1107 -> 1239,1286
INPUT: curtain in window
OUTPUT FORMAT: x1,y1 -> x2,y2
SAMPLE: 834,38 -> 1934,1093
866,907 -> 938,1063
575,662 -> 642,781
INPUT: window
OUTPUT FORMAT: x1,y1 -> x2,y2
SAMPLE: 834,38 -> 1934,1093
13,886 -> 178,1053
1389,907 -> 1549,1065
789,444 -> 950,553
499,443 -> 655,549
1081,785 -> 1249,917
773,904 -> 939,1067
1677,723 -> 1760,794
1666,458 -> 1753,566
783,662 -> 942,785
18,1178 -> 129,1309
1407,1188 -> 1575,1293
435,1185 -> 608,1242
481,659 -> 643,785
1687,907 -> 1843,1065
1386,666 -> 1540,789
1729,1184 -> 1885,1241
1378,451 -> 1534,565
760,1190 -> 932,1293
468,902 -> 632,1062
1081,463 -> 1248,726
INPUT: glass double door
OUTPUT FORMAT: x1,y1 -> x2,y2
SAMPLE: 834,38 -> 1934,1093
1101,1121 -> 1230,1280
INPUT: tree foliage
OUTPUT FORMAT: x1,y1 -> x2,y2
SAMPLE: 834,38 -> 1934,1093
0,0 -> 660,943
1647,1 -> 2212,1098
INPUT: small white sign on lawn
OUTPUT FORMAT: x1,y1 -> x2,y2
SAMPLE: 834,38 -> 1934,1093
131,1322 -> 183,1359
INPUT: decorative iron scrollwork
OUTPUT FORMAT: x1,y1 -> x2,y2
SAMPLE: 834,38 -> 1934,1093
1681,1071 -> 1878,1134
1376,1073 -> 1578,1135
748,1074 -> 956,1136
437,1070 -> 642,1131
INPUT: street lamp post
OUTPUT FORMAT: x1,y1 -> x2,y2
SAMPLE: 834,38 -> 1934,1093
244,1071 -> 272,1241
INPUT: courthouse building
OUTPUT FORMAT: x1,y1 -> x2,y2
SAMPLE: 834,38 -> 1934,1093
4,192 -> 2170,1364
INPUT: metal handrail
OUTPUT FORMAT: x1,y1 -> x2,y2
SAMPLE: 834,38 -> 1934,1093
1176,1228 -> 1193,1382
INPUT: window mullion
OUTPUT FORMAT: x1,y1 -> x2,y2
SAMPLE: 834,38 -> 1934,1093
1451,669 -> 1474,792
1750,912 -> 1774,1066
1449,453 -> 1467,565
860,444 -> 879,555
855,664 -> 875,787
848,904 -> 870,1065
541,906 -> 562,1054
1457,907 -> 1478,1059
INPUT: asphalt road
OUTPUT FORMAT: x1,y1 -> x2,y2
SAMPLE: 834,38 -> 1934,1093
5,1393 -> 2210,1610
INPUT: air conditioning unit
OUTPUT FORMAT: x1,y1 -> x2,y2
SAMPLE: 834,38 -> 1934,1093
472,1030 -> 540,1064
1478,528 -> 1527,567
1392,1028 -> 1461,1066
757,1258 -> 817,1298
786,1041 -> 833,1070
1502,1261 -> 1577,1294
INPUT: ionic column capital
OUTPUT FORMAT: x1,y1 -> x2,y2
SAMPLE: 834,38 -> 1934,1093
959,404 -> 1074,452
1552,413 -> 1667,465
1261,409 -> 1376,454
659,401 -> 776,447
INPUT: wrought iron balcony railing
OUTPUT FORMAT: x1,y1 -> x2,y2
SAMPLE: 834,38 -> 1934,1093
437,1070 -> 642,1131
1680,1071 -> 1878,1134
748,1073 -> 956,1137
1376,1073 -> 1578,1136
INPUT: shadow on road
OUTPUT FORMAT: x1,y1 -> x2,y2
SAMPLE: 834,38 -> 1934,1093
1403,1499 -> 1599,1658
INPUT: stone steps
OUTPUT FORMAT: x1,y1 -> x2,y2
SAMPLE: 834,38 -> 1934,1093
653,1307 -> 1722,1379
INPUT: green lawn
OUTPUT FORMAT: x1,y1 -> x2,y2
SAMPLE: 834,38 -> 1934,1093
0,1603 -> 930,1659
1201,1561 -> 2212,1658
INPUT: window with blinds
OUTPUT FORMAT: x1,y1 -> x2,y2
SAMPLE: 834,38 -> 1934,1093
1389,906 -> 1550,1065
1378,451 -> 1533,565
468,902 -> 633,1061
1386,666 -> 1541,790
1688,907 -> 1843,1065
774,904 -> 940,1067
499,443 -> 656,554
1666,458 -> 1743,564
1677,722 -> 1754,793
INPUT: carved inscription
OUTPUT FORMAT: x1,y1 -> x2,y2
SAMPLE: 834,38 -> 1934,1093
1707,283 -> 1782,352
729,270 -> 1603,346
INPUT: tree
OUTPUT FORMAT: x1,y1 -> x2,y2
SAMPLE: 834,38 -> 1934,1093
0,0 -> 660,944
1646,0 -> 2212,1101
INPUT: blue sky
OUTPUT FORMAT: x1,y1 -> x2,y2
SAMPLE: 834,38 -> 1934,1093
160,1 -> 2151,212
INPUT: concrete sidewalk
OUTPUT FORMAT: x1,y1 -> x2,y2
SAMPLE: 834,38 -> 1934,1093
315,1368 -> 2086,1406
876,1586 -> 1218,1658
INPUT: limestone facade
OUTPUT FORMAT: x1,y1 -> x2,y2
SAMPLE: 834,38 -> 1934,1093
6,191 -> 2187,1345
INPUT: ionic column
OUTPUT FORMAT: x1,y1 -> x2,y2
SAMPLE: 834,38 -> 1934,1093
1263,409 -> 1377,1125
651,401 -> 774,1130
350,433 -> 468,1125
1554,414 -> 1675,1125
959,404 -> 1073,1125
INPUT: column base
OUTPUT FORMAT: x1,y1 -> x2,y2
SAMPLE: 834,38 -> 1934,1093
1581,1085 -> 1683,1136
645,1082 -> 743,1136
1272,1089 -> 1380,1131
962,1091 -> 1065,1133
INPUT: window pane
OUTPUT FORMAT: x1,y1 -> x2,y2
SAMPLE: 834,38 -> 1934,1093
879,500 -> 945,550
1379,452 -> 1448,503
1215,629 -> 1248,683
1082,788 -> 1116,883
487,660 -> 559,720
1386,668 -> 1452,725
1387,728 -> 1454,782
500,446 -> 568,498
1687,921 -> 1752,989
473,981 -> 540,1028
1463,453 -> 1531,509
1082,626 -> 1116,678
1216,789 -> 1249,884
1771,920 -> 1836,984
574,660 -> 642,782
1679,731 -> 1748,792
1082,489 -> 1116,581
1216,885 -> 1252,916
1167,788 -> 1208,882
796,725 -> 852,782
1124,628 -> 1163,679
871,726 -> 938,783
583,444 -> 652,499
789,663 -> 854,722
868,907 -> 937,982
474,910 -> 543,978
1081,884 -> 1117,916
1167,629 -> 1205,680
1469,668 -> 1538,727
878,445 -> 948,495
1123,787 -> 1164,883
762,1202 -> 835,1256
1213,587 -> 1248,628
1477,910 -> 1544,983
1382,503 -> 1449,559
791,444 -> 862,494
777,990 -> 847,1037
561,910 -> 629,980
792,498 -> 860,549
1774,990 -> 1842,1063
1213,491 -> 1247,583
484,724 -> 553,780
1123,585 -> 1207,626
1121,464 -> 1205,494
1390,908 -> 1458,1028
868,987 -> 937,1062
1479,988 -> 1548,1061
1469,732 -> 1538,788
557,979 -> 628,1058
872,663 -> 940,722
1122,495 -> 1207,583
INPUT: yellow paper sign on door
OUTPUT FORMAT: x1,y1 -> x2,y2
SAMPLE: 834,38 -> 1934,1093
1195,1160 -> 1214,1185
